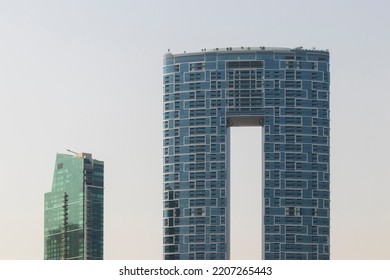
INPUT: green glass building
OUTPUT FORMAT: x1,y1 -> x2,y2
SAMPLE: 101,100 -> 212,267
44,152 -> 104,260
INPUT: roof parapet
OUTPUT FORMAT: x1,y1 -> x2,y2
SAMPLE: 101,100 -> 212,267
166,46 -> 329,58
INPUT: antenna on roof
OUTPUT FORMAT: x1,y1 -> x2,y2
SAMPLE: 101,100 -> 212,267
66,149 -> 78,155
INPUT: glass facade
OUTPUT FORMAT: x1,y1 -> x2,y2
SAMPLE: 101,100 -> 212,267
44,153 -> 104,260
162,47 -> 330,260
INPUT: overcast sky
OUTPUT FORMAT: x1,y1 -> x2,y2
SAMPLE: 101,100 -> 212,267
0,0 -> 389,260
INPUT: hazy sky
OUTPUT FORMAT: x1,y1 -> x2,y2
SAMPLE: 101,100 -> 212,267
1,0 -> 390,260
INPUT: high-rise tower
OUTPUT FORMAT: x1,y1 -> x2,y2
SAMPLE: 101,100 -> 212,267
44,152 -> 104,260
162,47 -> 330,260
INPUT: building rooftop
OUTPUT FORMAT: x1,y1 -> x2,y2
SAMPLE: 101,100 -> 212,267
65,149 -> 92,159
164,46 -> 329,58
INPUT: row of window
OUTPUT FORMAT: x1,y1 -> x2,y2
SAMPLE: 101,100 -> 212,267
265,225 -> 329,235
164,225 -> 226,235
164,87 -> 327,98
228,68 -> 324,80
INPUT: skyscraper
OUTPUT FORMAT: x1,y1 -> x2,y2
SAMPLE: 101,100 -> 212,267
44,152 -> 104,260
163,47 -> 330,260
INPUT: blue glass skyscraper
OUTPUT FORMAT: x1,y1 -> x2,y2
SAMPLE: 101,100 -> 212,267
163,47 -> 330,260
